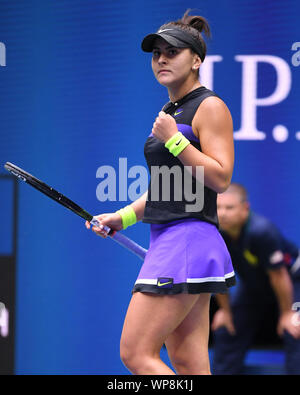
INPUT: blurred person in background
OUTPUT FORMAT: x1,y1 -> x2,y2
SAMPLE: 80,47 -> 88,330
212,183 -> 300,375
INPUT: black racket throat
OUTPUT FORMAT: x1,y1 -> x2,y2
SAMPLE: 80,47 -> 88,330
4,162 -> 93,222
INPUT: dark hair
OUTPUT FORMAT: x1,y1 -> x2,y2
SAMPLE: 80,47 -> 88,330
160,9 -> 211,61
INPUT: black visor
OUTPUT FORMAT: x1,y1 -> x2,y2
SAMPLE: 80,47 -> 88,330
141,27 -> 205,61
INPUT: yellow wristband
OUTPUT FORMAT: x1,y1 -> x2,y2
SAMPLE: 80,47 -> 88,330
165,132 -> 190,157
116,205 -> 137,230
165,132 -> 182,150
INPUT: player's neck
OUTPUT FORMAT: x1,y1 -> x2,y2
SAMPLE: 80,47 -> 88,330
168,80 -> 201,103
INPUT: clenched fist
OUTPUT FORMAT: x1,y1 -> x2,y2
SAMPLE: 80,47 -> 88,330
152,111 -> 178,143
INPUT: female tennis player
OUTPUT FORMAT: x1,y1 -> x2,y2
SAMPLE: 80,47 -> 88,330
86,10 -> 235,375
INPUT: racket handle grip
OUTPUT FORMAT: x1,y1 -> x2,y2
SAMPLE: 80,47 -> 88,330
90,218 -> 147,261
90,218 -> 113,235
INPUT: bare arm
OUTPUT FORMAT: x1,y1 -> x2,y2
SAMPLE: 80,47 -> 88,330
211,293 -> 236,335
215,293 -> 232,312
129,190 -> 148,222
268,266 -> 300,338
86,191 -> 148,236
152,97 -> 234,193
179,97 -> 234,193
268,266 -> 293,314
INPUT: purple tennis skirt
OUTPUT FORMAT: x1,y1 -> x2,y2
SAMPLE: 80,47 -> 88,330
133,218 -> 236,295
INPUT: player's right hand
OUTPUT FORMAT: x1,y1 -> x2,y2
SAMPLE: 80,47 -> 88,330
85,212 -> 123,238
277,311 -> 300,339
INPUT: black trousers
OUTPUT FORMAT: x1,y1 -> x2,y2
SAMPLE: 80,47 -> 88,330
212,280 -> 300,375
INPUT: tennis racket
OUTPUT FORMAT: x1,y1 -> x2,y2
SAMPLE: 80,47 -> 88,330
4,162 -> 147,260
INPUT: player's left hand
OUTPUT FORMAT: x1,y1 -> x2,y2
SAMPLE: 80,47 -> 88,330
277,311 -> 300,339
152,111 -> 178,143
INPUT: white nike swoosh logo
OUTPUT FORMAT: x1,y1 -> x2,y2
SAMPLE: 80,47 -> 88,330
157,29 -> 174,33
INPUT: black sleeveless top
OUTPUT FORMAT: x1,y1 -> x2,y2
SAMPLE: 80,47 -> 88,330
142,86 -> 219,226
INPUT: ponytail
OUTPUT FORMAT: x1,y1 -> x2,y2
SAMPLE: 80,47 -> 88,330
181,9 -> 211,39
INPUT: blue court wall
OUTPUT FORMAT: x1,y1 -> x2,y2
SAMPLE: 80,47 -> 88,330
0,0 -> 299,374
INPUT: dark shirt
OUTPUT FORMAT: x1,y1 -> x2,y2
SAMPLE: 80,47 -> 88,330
143,86 -> 219,225
221,211 -> 299,298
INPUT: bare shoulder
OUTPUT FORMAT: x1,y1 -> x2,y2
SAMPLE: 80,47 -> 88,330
192,95 -> 233,137
197,96 -> 231,118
